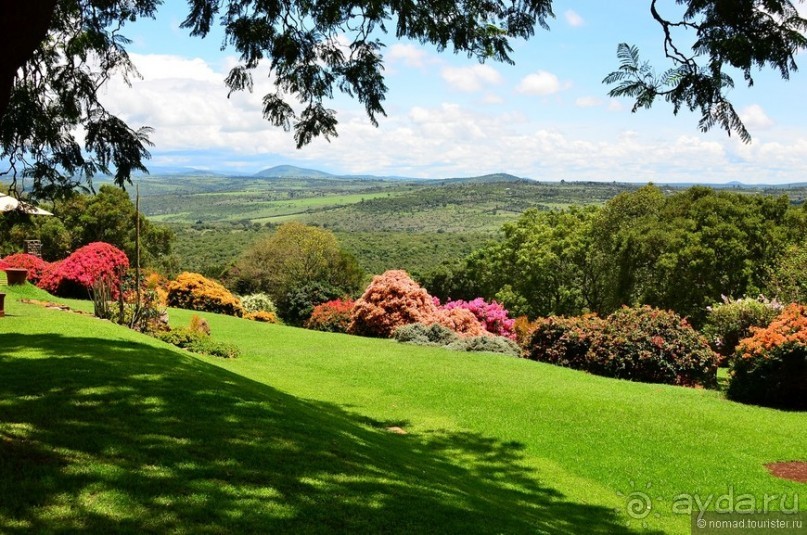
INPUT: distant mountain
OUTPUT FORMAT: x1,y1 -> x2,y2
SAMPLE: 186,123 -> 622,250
441,173 -> 528,184
254,165 -> 334,178
134,166 -> 222,177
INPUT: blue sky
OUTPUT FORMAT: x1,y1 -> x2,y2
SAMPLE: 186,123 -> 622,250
99,1 -> 807,183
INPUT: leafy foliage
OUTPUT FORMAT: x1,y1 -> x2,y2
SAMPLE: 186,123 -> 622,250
604,1 -> 807,141
392,322 -> 459,347
167,272 -> 243,317
276,281 -> 345,326
245,310 -> 280,323
450,185 -> 805,326
445,335 -> 521,357
229,222 -> 362,300
729,304 -> 807,410
305,299 -> 355,333
38,241 -> 129,298
702,296 -> 781,362
767,239 -> 807,304
1,1 -> 158,196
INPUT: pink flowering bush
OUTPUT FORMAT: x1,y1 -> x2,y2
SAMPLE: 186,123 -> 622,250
440,298 -> 515,339
349,270 -> 440,337
38,242 -> 129,298
1,253 -> 50,283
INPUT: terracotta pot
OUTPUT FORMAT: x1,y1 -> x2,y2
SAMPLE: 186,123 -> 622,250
4,268 -> 28,285
0,292 -> 5,317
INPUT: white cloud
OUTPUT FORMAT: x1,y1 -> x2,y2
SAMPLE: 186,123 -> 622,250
441,64 -> 503,92
608,100 -> 625,112
575,96 -> 602,108
387,44 -> 429,68
516,71 -> 562,96
740,104 -> 775,130
564,10 -> 585,28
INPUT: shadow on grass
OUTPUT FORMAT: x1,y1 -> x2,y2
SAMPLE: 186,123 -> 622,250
0,333 -> 652,534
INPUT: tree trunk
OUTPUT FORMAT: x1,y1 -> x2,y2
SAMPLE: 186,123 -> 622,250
0,1 -> 59,121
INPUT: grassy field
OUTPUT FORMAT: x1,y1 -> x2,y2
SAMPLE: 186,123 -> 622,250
1,284 -> 805,534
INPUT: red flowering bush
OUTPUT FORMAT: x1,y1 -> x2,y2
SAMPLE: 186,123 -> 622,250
38,242 -> 129,298
305,299 -> 355,333
729,304 -> 807,409
349,270 -> 439,337
1,253 -> 51,284
440,298 -> 515,339
587,306 -> 718,387
526,314 -> 604,369
167,272 -> 244,317
434,307 -> 487,337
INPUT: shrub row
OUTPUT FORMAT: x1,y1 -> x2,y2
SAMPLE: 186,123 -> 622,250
393,323 -> 520,357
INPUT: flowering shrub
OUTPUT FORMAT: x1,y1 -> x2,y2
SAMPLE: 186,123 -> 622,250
38,242 -> 129,298
167,272 -> 243,317
588,306 -> 718,387
513,316 -> 539,348
526,314 -> 604,369
0,253 -> 50,283
246,311 -> 279,323
440,298 -> 515,339
729,304 -> 807,409
240,293 -> 277,315
702,296 -> 781,364
526,307 -> 718,388
349,270 -> 440,337
305,299 -> 355,333
434,307 -> 488,337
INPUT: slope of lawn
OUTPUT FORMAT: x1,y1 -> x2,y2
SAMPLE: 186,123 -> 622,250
0,284 -> 804,534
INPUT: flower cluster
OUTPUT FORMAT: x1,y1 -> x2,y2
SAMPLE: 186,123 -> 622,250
167,272 -> 244,317
434,307 -> 488,337
440,298 -> 515,339
729,304 -> 807,409
0,253 -> 50,284
305,299 -> 355,333
38,242 -> 129,298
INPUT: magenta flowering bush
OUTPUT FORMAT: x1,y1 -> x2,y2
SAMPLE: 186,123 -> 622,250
440,298 -> 516,339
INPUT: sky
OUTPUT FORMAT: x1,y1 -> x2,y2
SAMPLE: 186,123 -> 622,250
98,1 -> 807,183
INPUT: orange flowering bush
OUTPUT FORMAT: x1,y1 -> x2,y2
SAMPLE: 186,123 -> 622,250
434,307 -> 487,338
513,316 -> 539,348
349,270 -> 439,337
729,304 -> 807,409
167,272 -> 244,317
246,311 -> 279,323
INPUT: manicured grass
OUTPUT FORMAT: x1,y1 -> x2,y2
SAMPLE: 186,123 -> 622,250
1,284 -> 805,534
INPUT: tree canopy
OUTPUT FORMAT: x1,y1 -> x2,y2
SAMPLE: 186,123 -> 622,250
1,1 -> 806,197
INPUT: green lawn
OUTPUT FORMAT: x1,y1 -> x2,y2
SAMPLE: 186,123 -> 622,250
1,284 -> 805,534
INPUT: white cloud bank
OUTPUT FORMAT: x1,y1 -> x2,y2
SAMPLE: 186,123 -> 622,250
99,54 -> 807,183
441,64 -> 502,92
564,10 -> 585,28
